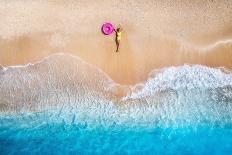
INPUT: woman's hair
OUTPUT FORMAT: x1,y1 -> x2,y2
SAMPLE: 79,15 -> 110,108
116,28 -> 120,31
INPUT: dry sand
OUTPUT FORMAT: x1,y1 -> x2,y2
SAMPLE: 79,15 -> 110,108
0,0 -> 231,84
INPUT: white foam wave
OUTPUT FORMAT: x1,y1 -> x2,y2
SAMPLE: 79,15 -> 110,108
181,39 -> 232,52
0,53 -> 232,128
125,65 -> 232,100
199,39 -> 232,51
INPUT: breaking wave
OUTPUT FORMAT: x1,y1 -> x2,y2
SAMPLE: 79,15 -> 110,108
0,53 -> 232,129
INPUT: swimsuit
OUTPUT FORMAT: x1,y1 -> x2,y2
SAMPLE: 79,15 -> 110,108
117,32 -> 122,41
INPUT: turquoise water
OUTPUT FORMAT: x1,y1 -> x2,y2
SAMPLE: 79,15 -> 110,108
1,116 -> 232,155
0,55 -> 232,154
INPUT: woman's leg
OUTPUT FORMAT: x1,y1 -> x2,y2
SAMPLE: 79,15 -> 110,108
116,40 -> 120,52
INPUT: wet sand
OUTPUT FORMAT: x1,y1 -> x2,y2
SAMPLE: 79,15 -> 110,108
0,0 -> 231,84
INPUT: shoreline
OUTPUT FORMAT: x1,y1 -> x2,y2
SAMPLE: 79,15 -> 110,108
0,33 -> 231,85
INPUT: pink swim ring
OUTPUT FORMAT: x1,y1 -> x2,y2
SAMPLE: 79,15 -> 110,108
101,22 -> 114,35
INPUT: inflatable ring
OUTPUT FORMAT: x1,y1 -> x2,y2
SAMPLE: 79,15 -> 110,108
101,22 -> 114,35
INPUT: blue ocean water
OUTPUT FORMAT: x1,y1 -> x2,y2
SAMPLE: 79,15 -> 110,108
0,119 -> 232,155
0,54 -> 232,154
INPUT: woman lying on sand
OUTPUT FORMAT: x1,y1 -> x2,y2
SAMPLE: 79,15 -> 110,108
114,26 -> 122,52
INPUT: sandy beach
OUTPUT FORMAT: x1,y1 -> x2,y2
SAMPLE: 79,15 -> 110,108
0,0 -> 231,84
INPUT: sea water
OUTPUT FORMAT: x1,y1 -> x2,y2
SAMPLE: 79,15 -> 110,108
0,117 -> 232,155
0,54 -> 232,154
